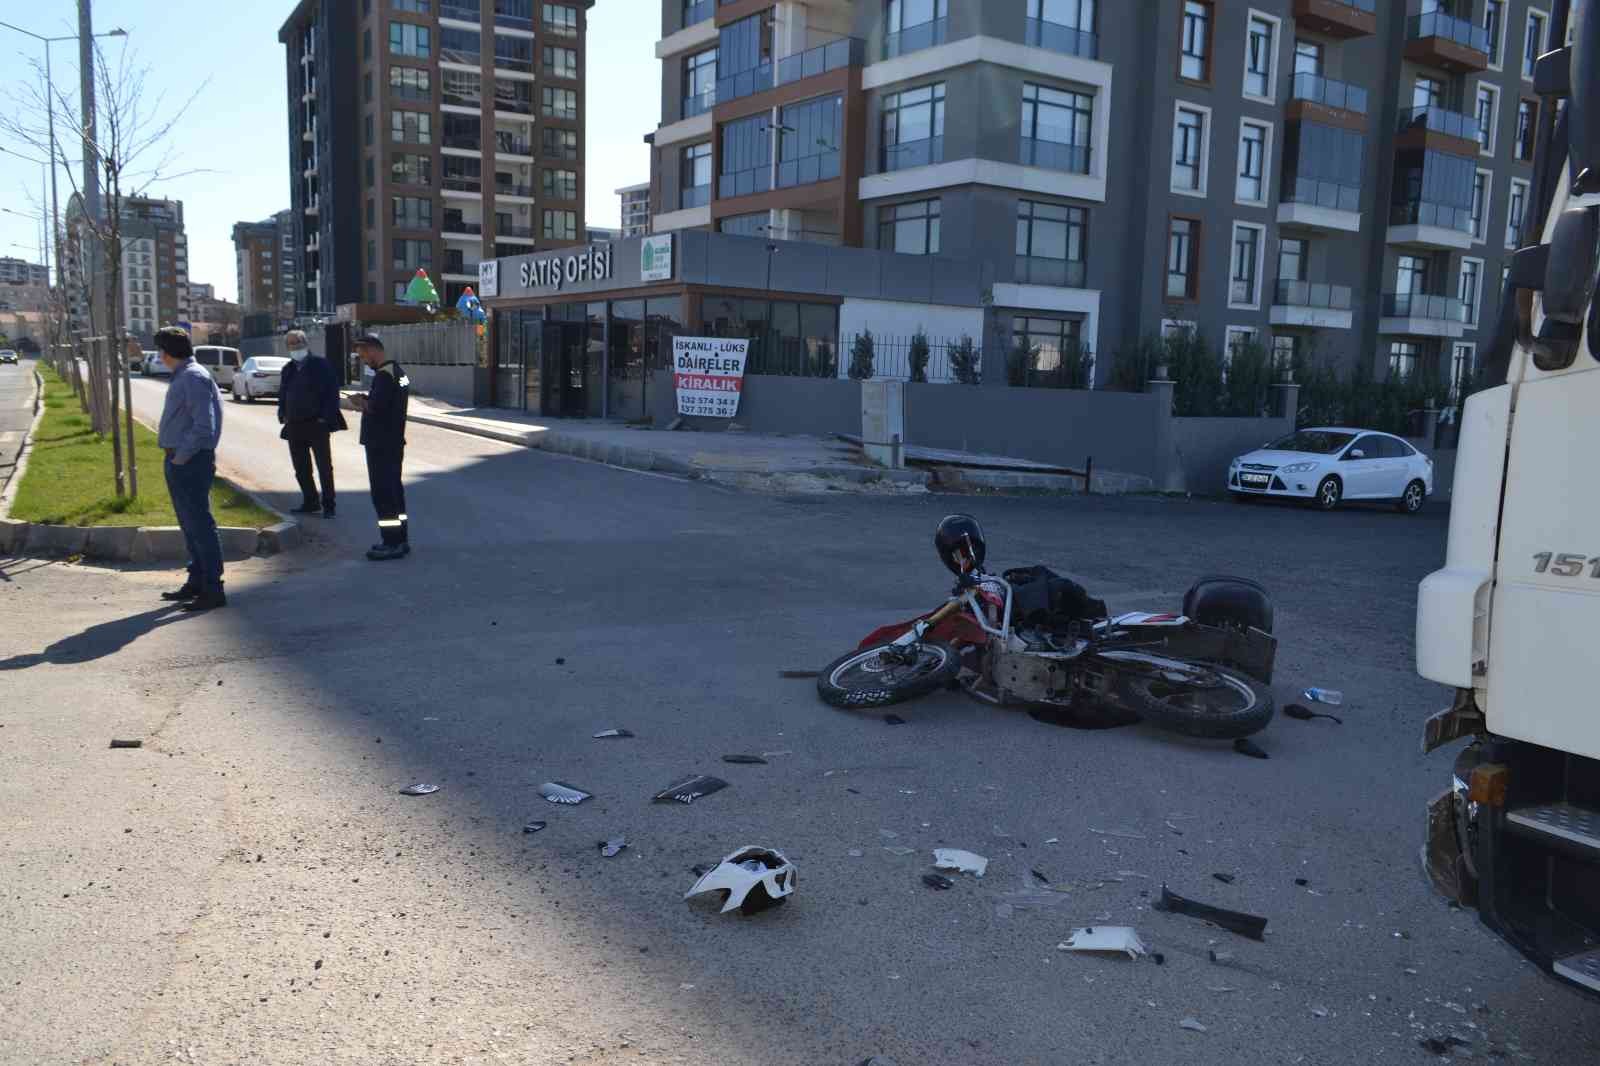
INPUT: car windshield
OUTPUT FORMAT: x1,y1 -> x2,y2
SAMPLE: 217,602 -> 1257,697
1266,431 -> 1356,455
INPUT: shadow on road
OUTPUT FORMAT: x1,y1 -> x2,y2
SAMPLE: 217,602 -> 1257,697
0,604 -> 192,670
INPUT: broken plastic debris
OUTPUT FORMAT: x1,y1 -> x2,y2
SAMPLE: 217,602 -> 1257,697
599,837 -> 628,858
684,846 -> 794,915
1311,1006 -> 1329,1018
1212,873 -> 1236,884
538,781 -> 593,805
883,714 -> 906,725
1155,884 -> 1268,941
1060,926 -> 1148,960
592,728 -> 635,739
1233,738 -> 1270,759
847,849 -> 864,858
653,774 -> 729,804
1044,837 -> 1060,844
1284,703 -> 1344,725
1179,1018 -> 1208,1033
1030,868 -> 1050,885
878,829 -> 900,839
882,846 -> 915,857
922,873 -> 954,890
779,669 -> 819,679
398,783 -> 439,796
721,754 -> 767,764
1303,687 -> 1343,705
1088,827 -> 1146,839
109,738 -> 143,749
1420,1036 -> 1471,1055
932,848 -> 988,877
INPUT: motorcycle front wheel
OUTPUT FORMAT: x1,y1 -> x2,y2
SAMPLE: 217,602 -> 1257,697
817,640 -> 962,710
1106,654 -> 1275,739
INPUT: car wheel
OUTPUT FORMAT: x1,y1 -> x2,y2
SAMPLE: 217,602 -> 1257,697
1315,476 -> 1342,511
1399,479 -> 1426,514
231,384 -> 241,403
244,385 -> 255,404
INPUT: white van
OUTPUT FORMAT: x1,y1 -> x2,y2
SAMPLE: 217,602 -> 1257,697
193,346 -> 243,388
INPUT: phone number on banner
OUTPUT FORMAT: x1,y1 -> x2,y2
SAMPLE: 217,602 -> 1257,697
678,395 -> 741,418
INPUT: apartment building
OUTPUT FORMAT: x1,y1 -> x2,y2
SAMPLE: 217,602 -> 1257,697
617,182 -> 653,236
62,193 -> 190,344
279,0 -> 591,316
0,257 -> 50,287
641,0 -> 1556,394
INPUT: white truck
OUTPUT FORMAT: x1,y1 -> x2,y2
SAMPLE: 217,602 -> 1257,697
1417,0 -> 1599,998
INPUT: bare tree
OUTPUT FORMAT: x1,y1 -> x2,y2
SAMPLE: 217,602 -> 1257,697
1,40 -> 205,500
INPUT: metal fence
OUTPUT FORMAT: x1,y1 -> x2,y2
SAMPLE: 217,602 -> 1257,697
373,320 -> 478,367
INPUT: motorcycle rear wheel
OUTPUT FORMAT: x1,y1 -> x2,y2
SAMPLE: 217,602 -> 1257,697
1112,659 -> 1274,739
818,641 -> 962,710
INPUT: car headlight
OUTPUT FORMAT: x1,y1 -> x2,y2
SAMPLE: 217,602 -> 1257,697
1280,461 -> 1319,474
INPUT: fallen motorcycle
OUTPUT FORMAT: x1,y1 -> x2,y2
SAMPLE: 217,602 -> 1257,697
817,516 -> 1278,740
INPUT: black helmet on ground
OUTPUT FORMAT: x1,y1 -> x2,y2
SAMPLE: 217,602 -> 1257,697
935,514 -> 986,575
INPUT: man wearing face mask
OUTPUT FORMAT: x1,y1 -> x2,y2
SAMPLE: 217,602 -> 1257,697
277,328 -> 347,518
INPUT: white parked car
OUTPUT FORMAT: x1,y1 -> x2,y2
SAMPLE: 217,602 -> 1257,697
231,356 -> 289,403
1228,427 -> 1435,513
194,345 -> 242,388
141,351 -> 172,377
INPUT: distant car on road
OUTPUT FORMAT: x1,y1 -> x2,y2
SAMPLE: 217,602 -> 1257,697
231,356 -> 290,403
0,349 -> 18,365
141,351 -> 172,377
193,345 -> 242,388
1228,427 -> 1434,513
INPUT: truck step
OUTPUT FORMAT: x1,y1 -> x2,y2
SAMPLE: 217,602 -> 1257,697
1555,948 -> 1600,993
1506,802 -> 1600,855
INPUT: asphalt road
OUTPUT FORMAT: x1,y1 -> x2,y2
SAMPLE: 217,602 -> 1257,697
3,379 -> 1596,1065
0,356 -> 37,493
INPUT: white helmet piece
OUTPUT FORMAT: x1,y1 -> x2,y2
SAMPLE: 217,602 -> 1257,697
683,846 -> 795,915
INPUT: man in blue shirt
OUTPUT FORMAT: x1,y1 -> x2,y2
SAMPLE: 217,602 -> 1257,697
154,327 -> 227,610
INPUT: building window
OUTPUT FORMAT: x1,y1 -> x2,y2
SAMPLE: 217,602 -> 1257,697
1020,83 -> 1093,174
1389,342 -> 1421,381
392,0 -> 429,11
1224,326 -> 1258,380
440,26 -> 481,64
364,114 -> 374,147
1272,333 -> 1299,371
883,83 -> 946,171
390,65 -> 431,100
1181,1 -> 1212,81
718,212 -> 767,237
1168,218 -> 1199,299
684,48 -> 718,116
879,198 -> 941,255
542,209 -> 578,240
1278,236 -> 1305,284
1515,99 -> 1537,161
392,195 -> 433,229
542,168 -> 578,200
776,95 -> 842,189
1236,120 -> 1269,205
885,0 -> 949,59
1012,316 -> 1090,387
543,86 -> 578,119
1507,178 -> 1529,247
392,238 -> 432,271
366,239 -> 375,274
544,45 -> 579,79
391,109 -> 432,144
1294,38 -> 1322,76
1476,84 -> 1498,153
1172,105 -> 1208,194
1450,342 -> 1476,400
543,3 -> 578,36
1524,9 -> 1547,80
364,71 -> 373,103
365,155 -> 375,187
1414,75 -> 1443,111
542,127 -> 579,160
681,142 -> 712,208
389,22 -> 430,58
1471,169 -> 1491,241
1015,199 -> 1087,287
1485,0 -> 1506,68
363,28 -> 372,60
1459,257 -> 1483,327
1230,223 -> 1263,308
392,151 -> 433,186
495,78 -> 536,115
366,198 -> 375,226
1244,13 -> 1278,101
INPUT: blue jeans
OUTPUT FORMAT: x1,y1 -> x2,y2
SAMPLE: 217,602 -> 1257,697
164,451 -> 223,588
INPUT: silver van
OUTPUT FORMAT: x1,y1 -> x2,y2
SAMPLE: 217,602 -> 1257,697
193,346 -> 243,388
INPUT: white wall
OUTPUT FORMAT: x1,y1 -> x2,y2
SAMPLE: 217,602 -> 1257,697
838,298 -> 985,355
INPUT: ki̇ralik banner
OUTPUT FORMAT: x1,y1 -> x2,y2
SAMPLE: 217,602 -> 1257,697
673,337 -> 749,419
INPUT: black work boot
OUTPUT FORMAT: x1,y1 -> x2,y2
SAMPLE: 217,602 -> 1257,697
290,500 -> 321,515
181,584 -> 228,612
366,543 -> 409,562
161,582 -> 200,602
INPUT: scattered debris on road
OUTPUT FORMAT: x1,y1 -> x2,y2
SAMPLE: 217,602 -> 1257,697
653,774 -> 729,804
882,846 -> 914,857
592,728 -> 635,739
1212,873 -> 1236,884
555,657 -> 566,665
1284,703 -> 1344,725
1179,1018 -> 1208,1033
1058,926 -> 1148,960
1303,687 -> 1343,706
1208,950 -> 1235,966
779,669 -> 820,679
1294,877 -> 1309,887
522,821 -> 547,834
1030,868 -> 1050,885
1419,1035 -> 1471,1055
398,783 -> 439,796
109,739 -> 142,749
684,846 -> 795,915
1088,827 -> 1146,840
721,754 -> 767,765
599,837 -> 628,858
922,873 -> 954,890
1233,738 -> 1270,759
933,849 -> 988,877
857,1057 -> 898,1066
538,781 -> 592,805
1155,884 -> 1268,940
883,714 -> 906,725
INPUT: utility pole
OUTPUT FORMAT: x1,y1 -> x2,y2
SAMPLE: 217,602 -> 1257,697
77,0 -> 108,439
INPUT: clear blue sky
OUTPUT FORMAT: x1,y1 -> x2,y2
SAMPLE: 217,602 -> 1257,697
0,1 -> 654,303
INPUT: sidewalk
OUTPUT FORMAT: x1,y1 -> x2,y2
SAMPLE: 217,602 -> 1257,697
364,393 -> 1149,494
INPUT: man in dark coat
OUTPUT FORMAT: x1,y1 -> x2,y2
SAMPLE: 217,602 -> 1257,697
349,333 -> 411,561
277,329 -> 347,518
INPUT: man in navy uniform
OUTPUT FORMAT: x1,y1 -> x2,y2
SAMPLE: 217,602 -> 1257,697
349,333 -> 411,561
277,329 -> 347,518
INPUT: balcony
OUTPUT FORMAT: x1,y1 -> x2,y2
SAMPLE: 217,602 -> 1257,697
1271,280 -> 1355,329
1277,176 -> 1362,232
1288,72 -> 1368,117
443,134 -> 483,153
442,219 -> 483,238
1380,293 -> 1466,338
441,48 -> 481,68
1014,256 -> 1086,289
1405,11 -> 1490,73
1293,0 -> 1376,39
495,53 -> 536,76
885,18 -> 947,60
1387,198 -> 1475,249
1023,17 -> 1099,60
440,2 -> 479,24
683,0 -> 713,26
495,181 -> 536,200
719,164 -> 771,200
498,223 -> 537,241
715,62 -> 772,106
1396,105 -> 1481,154
442,177 -> 484,197
776,150 -> 840,189
774,36 -> 864,88
884,135 -> 943,172
493,6 -> 534,32
495,133 -> 535,157
1020,137 -> 1091,175
442,87 -> 484,110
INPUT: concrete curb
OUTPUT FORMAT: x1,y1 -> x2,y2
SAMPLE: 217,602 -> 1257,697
929,466 -> 1156,496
